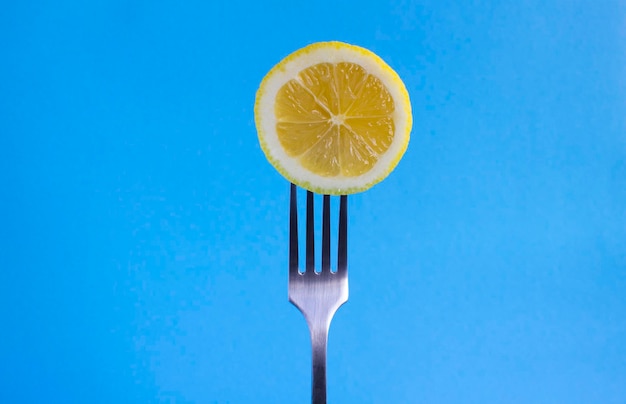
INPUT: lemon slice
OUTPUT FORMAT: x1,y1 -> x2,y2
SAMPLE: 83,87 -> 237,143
255,41 -> 412,195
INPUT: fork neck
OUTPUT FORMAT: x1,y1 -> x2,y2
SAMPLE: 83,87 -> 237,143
309,321 -> 329,404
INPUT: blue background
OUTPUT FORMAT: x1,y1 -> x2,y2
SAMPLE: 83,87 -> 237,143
2,1 -> 625,403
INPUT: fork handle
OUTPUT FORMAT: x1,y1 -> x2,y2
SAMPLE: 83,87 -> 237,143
310,321 -> 330,404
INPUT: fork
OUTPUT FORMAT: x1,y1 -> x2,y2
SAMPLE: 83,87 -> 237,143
288,183 -> 349,404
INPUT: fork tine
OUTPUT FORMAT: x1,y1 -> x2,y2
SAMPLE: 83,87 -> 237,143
337,195 -> 348,274
322,195 -> 331,272
289,183 -> 299,274
306,191 -> 315,272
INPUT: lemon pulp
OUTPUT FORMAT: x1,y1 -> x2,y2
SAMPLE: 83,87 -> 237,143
275,62 -> 395,177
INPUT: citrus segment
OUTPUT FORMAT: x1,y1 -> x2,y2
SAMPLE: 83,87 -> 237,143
301,126 -> 341,176
276,121 -> 333,156
255,41 -> 412,195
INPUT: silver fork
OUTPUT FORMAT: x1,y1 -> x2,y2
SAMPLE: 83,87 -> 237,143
288,183 -> 349,404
